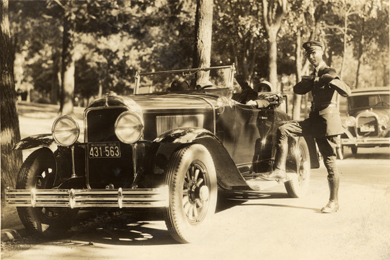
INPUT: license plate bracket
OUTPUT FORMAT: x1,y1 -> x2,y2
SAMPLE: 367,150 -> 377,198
88,142 -> 121,158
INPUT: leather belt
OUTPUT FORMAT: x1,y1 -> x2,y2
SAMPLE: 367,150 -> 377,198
311,102 -> 337,112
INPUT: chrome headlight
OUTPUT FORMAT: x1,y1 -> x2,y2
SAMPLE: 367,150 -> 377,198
115,111 -> 144,144
52,116 -> 80,146
345,116 -> 356,127
379,115 -> 389,126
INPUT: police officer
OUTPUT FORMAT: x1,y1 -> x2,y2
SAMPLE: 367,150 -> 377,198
260,41 -> 351,213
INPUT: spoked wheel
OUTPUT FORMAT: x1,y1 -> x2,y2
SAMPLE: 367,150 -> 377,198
284,138 -> 311,198
164,144 -> 217,243
16,148 -> 78,238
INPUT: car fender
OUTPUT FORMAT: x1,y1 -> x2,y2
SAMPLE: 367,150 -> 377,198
14,134 -> 56,151
150,127 -> 251,191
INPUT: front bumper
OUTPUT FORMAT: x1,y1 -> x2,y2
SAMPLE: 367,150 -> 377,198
341,137 -> 390,147
5,186 -> 168,209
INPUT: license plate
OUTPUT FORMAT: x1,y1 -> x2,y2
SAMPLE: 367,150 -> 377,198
88,142 -> 121,158
360,125 -> 375,132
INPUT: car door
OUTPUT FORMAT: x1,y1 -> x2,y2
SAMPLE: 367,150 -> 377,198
216,103 -> 277,174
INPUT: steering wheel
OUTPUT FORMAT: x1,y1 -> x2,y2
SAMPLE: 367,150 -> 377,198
198,85 -> 213,90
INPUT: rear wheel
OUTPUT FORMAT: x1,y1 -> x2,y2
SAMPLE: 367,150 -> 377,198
164,144 -> 217,243
284,138 -> 311,198
351,146 -> 358,155
16,148 -> 78,238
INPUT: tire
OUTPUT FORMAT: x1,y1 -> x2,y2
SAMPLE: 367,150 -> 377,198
284,138 -> 311,198
16,148 -> 78,239
164,144 -> 218,243
351,146 -> 358,155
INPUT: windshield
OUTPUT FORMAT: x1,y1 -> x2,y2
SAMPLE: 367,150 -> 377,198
134,65 -> 235,96
349,94 -> 390,110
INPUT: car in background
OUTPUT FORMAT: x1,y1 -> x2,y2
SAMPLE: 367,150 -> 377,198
340,87 -> 390,157
6,65 -> 320,243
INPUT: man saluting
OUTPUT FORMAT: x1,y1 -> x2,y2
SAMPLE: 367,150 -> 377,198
260,41 -> 351,213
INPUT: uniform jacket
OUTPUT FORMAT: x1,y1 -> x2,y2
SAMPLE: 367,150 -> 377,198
294,63 -> 351,137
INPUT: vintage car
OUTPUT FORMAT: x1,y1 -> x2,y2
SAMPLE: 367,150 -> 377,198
6,65 -> 320,243
340,87 -> 390,157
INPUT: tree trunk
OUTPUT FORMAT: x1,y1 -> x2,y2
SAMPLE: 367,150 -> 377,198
262,0 -> 287,93
340,12 -> 348,79
1,0 -> 23,204
292,30 -> 302,120
51,51 -> 61,104
327,45 -> 333,66
355,19 -> 364,88
59,2 -> 75,115
268,29 -> 278,91
193,0 -> 213,85
248,37 -> 256,81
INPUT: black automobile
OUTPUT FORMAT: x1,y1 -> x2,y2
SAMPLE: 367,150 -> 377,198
6,65 -> 320,243
340,87 -> 390,157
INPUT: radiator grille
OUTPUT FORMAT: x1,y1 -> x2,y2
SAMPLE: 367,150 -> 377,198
85,107 -> 133,189
86,108 -> 127,142
357,116 -> 378,137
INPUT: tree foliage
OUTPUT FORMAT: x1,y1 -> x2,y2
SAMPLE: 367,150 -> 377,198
7,0 -> 389,106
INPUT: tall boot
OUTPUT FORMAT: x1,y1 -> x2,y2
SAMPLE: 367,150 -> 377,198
259,142 -> 288,181
321,176 -> 340,213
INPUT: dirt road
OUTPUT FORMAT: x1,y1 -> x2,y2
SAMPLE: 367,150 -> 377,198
2,147 -> 389,260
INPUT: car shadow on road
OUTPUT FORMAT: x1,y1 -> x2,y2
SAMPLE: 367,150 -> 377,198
65,209 -> 177,246
68,221 -> 176,246
3,191 -> 320,248
2,209 -> 178,247
240,203 -> 321,213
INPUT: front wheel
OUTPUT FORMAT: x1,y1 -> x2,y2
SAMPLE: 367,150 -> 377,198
16,148 -> 78,238
164,144 -> 218,243
284,138 -> 311,198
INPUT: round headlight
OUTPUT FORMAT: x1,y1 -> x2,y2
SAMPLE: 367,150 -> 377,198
115,112 -> 144,144
345,116 -> 356,127
379,115 -> 389,126
52,116 -> 80,146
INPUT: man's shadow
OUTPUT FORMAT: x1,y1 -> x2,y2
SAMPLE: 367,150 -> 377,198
217,189 -> 320,213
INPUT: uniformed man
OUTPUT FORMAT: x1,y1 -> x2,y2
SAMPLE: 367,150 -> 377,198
260,40 -> 351,213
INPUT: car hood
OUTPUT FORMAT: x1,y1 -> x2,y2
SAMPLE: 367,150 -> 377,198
349,108 -> 390,118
